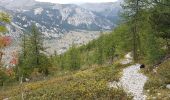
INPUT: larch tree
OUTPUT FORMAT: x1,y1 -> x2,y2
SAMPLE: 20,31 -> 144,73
121,0 -> 149,62
150,0 -> 170,53
68,44 -> 81,70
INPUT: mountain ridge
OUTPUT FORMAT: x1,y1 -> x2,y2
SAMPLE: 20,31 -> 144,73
0,0 -> 121,38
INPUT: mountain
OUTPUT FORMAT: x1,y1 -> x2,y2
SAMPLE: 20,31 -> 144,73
0,0 -> 121,38
0,0 -> 121,66
80,2 -> 121,24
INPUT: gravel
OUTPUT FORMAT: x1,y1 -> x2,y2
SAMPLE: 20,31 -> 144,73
120,64 -> 148,100
120,52 -> 132,65
109,53 -> 148,100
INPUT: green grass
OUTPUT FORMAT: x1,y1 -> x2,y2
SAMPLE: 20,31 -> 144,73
0,63 -> 132,100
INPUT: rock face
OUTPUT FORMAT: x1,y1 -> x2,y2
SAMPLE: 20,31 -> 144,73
80,2 -> 121,24
120,64 -> 148,100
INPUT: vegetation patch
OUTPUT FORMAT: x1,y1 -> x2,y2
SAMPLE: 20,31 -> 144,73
143,59 -> 170,99
0,63 -> 132,100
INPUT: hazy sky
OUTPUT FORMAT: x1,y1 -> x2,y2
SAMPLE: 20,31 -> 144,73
35,0 -> 118,4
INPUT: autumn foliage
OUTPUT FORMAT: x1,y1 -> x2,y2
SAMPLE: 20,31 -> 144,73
0,36 -> 12,47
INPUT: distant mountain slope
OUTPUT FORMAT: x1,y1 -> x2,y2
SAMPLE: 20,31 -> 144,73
80,2 -> 121,23
0,0 -> 121,38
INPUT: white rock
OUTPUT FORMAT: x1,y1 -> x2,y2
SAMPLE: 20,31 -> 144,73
120,52 -> 133,65
108,81 -> 121,88
157,93 -> 161,96
3,98 -> 9,100
34,7 -> 43,15
152,97 -> 157,99
119,64 -> 147,100
125,52 -> 132,59
147,90 -> 150,92
166,84 -> 170,89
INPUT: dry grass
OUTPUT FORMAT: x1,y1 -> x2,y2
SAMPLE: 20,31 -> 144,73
143,59 -> 170,99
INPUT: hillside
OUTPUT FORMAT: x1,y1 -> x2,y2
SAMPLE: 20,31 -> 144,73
0,60 -> 132,100
0,0 -> 170,100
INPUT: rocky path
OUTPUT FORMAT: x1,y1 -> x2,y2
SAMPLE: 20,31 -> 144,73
120,64 -> 147,100
109,53 -> 148,100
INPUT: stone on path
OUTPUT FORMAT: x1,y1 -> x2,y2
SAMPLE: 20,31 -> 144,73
121,52 -> 132,65
166,84 -> 170,89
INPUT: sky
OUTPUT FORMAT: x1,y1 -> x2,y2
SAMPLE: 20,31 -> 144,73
35,0 -> 118,4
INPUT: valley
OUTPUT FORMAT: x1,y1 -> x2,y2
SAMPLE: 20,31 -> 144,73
0,0 -> 120,66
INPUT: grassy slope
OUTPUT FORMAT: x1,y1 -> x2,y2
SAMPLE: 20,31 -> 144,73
0,62 -> 132,100
143,59 -> 170,100
0,31 -> 140,99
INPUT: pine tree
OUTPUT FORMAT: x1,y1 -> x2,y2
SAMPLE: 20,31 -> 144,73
96,35 -> 104,65
150,1 -> 170,53
18,24 -> 51,77
59,55 -> 65,69
28,24 -> 44,66
104,34 -> 115,64
28,24 -> 51,75
121,0 -> 148,62
68,45 -> 81,70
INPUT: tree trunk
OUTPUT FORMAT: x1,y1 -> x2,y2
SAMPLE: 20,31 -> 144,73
0,51 -> 4,65
133,0 -> 140,62
166,38 -> 170,54
133,27 -> 138,62
20,74 -> 24,100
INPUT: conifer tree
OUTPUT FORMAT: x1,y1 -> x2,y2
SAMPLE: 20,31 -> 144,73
68,45 -> 81,70
96,35 -> 104,65
150,1 -> 170,53
18,24 -> 51,77
122,0 -> 148,62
